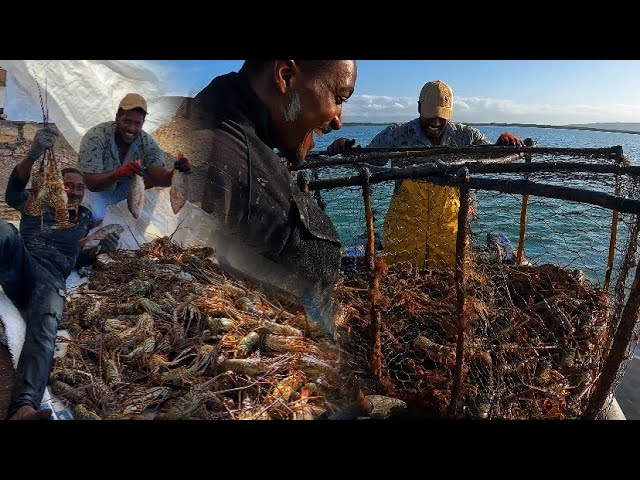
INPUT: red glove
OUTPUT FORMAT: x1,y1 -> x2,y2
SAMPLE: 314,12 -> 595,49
327,138 -> 356,155
115,160 -> 143,179
496,132 -> 524,146
174,156 -> 192,174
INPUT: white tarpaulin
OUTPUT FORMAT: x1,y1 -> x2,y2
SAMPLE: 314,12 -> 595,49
0,60 -> 179,152
90,187 -> 221,251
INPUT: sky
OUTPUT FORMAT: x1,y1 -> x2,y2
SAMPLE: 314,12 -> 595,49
5,60 -> 640,125
142,60 -> 640,125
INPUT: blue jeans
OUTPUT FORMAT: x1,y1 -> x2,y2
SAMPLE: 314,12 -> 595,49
83,170 -> 149,222
0,221 -> 66,418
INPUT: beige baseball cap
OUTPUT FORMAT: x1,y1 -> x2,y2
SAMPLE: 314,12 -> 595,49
418,80 -> 453,120
118,93 -> 148,114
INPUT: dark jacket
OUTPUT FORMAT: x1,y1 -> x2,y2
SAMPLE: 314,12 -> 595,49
187,71 -> 341,302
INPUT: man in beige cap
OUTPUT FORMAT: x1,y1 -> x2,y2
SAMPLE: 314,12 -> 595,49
77,93 -> 192,224
327,80 -> 523,270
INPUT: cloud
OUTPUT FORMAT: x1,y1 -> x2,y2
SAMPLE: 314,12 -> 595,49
343,95 -> 416,122
343,94 -> 640,125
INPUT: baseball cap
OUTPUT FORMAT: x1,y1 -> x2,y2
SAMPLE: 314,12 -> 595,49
118,93 -> 148,114
419,80 -> 452,120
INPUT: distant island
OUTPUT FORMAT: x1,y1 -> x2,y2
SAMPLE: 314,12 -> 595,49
565,122 -> 640,133
343,121 -> 640,135
343,122 -> 390,126
467,122 -> 640,135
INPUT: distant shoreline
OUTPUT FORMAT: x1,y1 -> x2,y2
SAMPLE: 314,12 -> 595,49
467,123 -> 640,136
343,122 -> 640,136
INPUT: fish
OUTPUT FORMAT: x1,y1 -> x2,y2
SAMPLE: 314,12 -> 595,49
170,152 -> 188,214
127,167 -> 145,219
170,169 -> 188,214
79,224 -> 125,246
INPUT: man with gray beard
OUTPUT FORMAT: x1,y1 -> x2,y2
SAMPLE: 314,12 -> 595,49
182,60 -> 357,334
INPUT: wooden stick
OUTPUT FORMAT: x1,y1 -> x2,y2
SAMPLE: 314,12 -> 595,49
448,168 -> 470,419
516,152 -> 532,265
613,216 -> 640,321
309,173 -> 640,215
296,145 -> 624,170
362,168 -> 383,390
308,160 -> 640,189
583,216 -> 640,419
604,173 -> 622,291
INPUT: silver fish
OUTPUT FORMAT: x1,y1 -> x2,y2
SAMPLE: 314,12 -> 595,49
127,174 -> 145,219
170,168 -> 188,214
79,224 -> 125,246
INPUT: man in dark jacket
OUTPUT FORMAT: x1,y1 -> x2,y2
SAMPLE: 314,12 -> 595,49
182,60 -> 357,333
1,128 -> 120,420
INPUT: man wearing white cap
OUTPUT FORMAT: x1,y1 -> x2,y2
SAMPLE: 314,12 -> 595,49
77,93 -> 192,224
328,80 -> 523,270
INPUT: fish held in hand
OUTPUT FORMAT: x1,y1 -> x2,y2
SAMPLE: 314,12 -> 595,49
170,152 -> 188,214
79,224 -> 125,246
127,170 -> 145,219
170,169 -> 188,214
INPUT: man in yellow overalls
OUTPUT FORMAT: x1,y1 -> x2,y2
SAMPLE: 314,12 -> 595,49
328,80 -> 523,270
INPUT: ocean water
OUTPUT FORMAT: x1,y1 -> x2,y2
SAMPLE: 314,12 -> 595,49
310,124 -> 640,285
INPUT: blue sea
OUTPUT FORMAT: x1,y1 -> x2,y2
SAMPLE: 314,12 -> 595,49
310,124 -> 640,286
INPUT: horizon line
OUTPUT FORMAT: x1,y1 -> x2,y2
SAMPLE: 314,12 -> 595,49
342,121 -> 640,136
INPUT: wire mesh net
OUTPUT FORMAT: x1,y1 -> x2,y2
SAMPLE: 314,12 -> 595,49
299,147 -> 640,419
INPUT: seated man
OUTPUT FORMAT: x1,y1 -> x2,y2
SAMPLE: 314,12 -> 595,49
77,93 -> 192,225
1,128 -> 120,420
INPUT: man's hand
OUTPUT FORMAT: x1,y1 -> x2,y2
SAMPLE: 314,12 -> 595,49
174,155 -> 192,174
327,138 -> 356,156
27,127 -> 57,160
496,132 -> 524,147
115,160 -> 143,180
97,232 -> 120,253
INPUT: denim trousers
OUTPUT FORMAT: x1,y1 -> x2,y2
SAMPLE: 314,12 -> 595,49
0,221 -> 65,418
